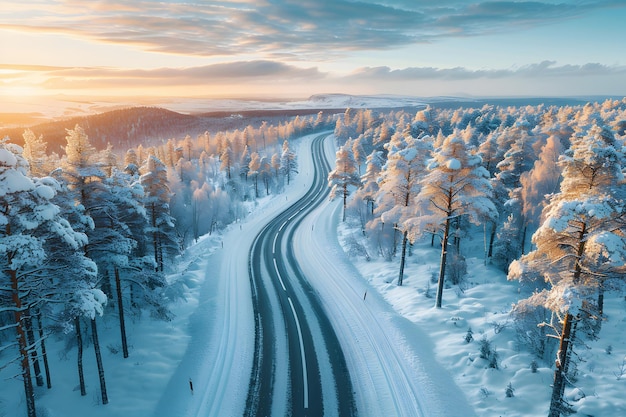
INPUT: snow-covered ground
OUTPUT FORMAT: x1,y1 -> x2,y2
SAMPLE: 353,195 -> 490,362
3,132 -> 624,417
335,218 -> 626,416
0,94 -> 431,120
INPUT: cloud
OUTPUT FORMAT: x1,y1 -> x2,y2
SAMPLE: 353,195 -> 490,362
21,60 -> 325,92
347,61 -> 626,81
1,0 -> 623,58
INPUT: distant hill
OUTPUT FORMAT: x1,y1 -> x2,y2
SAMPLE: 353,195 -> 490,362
0,106 -> 340,155
0,107 -> 201,154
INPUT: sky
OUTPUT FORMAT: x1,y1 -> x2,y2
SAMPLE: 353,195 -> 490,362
1,0 -> 626,101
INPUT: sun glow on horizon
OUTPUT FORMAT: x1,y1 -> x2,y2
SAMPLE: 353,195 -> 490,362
0,82 -> 45,98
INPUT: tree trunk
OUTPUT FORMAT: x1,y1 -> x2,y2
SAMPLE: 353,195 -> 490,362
520,223 -> 528,256
435,216 -> 451,309
453,217 -> 461,254
25,310 -> 44,387
392,226 -> 398,257
91,318 -> 109,405
254,176 -> 259,198
342,183 -> 347,222
35,310 -> 52,389
151,203 -> 161,272
115,267 -> 129,358
549,312 -> 575,417
10,268 -> 37,417
75,317 -> 86,396
597,286 -> 604,320
100,269 -> 112,301
487,221 -> 496,258
398,230 -> 408,286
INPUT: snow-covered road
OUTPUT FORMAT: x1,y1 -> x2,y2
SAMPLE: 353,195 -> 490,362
154,132 -> 476,417
246,133 -> 355,416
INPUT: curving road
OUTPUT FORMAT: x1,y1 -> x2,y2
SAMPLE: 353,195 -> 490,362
155,131 -> 475,417
245,133 -> 356,417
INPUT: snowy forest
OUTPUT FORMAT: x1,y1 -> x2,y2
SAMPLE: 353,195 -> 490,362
2,97 -> 626,417
328,98 -> 626,416
0,112 -> 331,417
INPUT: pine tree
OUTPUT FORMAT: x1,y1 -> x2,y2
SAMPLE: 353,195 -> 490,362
60,125 -> 110,405
249,152 -> 261,198
328,144 -> 361,222
375,131 -> 431,285
410,131 -> 496,307
280,140 -> 297,185
220,143 -> 234,180
21,129 -> 49,177
240,145 -> 251,182
259,156 -> 273,196
493,122 -> 537,259
140,155 -> 178,273
508,122 -> 625,417
351,150 -> 384,229
0,141 -> 99,417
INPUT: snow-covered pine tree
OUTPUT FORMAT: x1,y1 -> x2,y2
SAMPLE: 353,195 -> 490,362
61,124 -> 110,405
94,168 -> 149,358
351,150 -> 384,230
374,130 -> 431,286
124,148 -> 140,177
271,153 -> 281,191
21,129 -> 50,177
191,181 -> 212,241
508,121 -> 625,417
240,145 -> 251,182
280,140 -> 297,185
351,136 -> 367,175
220,142 -> 234,180
328,143 -> 361,222
0,141 -> 100,417
492,120 -> 537,261
519,134 -> 564,241
410,131 -> 496,308
248,151 -> 261,198
259,156 -> 273,196
140,155 -> 178,273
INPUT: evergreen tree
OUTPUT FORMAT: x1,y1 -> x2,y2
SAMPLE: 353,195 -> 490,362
493,121 -> 537,259
410,132 -> 496,307
375,131 -> 431,285
351,150 -> 383,230
249,151 -> 261,198
140,155 -> 178,273
60,125 -> 110,405
259,156 -> 273,196
220,143 -> 234,180
21,129 -> 50,177
0,142 -> 100,416
328,144 -> 361,222
280,140 -> 297,185
508,122 -> 626,417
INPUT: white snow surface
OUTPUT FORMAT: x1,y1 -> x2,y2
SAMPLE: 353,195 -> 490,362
0,93 -> 434,119
335,218 -> 626,416
3,133 -> 625,417
446,157 -> 461,170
